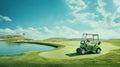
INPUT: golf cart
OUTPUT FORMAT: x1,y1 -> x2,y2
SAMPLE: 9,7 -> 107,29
76,33 -> 101,54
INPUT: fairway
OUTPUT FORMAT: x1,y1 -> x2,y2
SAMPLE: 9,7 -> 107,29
0,39 -> 120,67
39,41 -> 120,59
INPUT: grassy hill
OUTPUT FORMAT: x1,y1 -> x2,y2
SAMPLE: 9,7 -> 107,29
43,37 -> 81,42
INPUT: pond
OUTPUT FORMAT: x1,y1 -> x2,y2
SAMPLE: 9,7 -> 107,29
0,41 -> 55,55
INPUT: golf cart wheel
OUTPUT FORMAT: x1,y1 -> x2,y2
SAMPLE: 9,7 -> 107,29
96,48 -> 101,54
76,48 -> 85,55
81,48 -> 86,54
76,48 -> 81,54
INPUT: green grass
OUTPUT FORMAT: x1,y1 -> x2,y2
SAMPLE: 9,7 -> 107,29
0,39 -> 120,67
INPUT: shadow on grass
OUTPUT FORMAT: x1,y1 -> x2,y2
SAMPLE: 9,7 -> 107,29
66,53 -> 79,57
66,52 -> 97,57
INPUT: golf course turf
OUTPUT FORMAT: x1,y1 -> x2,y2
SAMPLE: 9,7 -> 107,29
39,41 -> 119,59
0,39 -> 120,67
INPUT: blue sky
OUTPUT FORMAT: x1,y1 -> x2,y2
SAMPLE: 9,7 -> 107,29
0,0 -> 70,28
0,0 -> 120,39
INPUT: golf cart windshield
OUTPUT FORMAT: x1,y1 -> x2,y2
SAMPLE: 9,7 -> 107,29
81,33 -> 99,44
82,33 -> 99,40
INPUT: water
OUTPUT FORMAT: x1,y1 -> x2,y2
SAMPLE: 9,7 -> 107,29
0,41 -> 55,55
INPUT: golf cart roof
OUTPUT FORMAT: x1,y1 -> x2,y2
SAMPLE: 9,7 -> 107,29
83,33 -> 99,36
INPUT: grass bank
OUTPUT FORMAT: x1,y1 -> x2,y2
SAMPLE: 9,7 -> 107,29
0,39 -> 120,67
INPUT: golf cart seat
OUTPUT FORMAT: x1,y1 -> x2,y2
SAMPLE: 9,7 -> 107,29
88,43 -> 95,46
88,40 -> 98,46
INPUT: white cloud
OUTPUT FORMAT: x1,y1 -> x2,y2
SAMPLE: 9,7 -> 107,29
16,27 -> 44,39
113,0 -> 120,13
43,27 -> 55,34
0,26 -> 82,39
53,26 -> 80,37
0,27 -> 43,39
0,25 -> 120,39
0,28 -> 16,35
65,0 -> 102,28
0,15 -> 12,22
63,0 -> 120,39
98,0 -> 106,7
96,0 -> 112,27
71,0 -> 117,25
66,0 -> 120,28
66,0 -> 87,10
66,0 -> 87,15
42,26 -> 81,38
108,0 -> 120,27
113,0 -> 120,6
83,28 -> 120,39
96,0 -> 120,28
